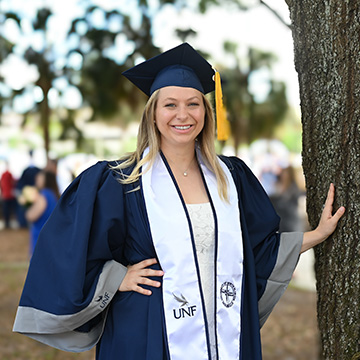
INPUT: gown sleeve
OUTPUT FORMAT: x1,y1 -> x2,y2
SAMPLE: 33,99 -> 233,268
13,161 -> 128,352
220,156 -> 303,327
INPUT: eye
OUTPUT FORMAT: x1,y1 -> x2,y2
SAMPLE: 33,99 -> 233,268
189,102 -> 200,107
164,103 -> 175,108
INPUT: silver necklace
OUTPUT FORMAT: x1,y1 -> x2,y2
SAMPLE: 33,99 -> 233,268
169,156 -> 195,177
182,159 -> 193,177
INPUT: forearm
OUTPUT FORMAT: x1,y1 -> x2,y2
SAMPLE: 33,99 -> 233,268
301,229 -> 327,253
25,195 -> 46,222
25,205 -> 39,222
301,184 -> 345,253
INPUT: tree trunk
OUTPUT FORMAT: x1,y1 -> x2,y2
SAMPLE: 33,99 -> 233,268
40,87 -> 50,160
37,79 -> 51,160
286,0 -> 360,358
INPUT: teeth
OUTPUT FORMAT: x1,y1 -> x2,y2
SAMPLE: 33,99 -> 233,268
174,125 -> 191,130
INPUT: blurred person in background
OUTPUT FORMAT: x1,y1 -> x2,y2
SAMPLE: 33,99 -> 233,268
16,150 -> 41,228
45,157 -> 58,175
0,161 -> 17,229
270,166 -> 305,232
25,169 -> 60,255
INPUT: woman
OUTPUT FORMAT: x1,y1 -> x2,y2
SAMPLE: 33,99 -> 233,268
270,166 -> 304,232
13,43 -> 345,360
25,170 -> 60,254
0,161 -> 17,229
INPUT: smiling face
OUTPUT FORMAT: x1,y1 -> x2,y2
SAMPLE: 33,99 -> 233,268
155,86 -> 205,151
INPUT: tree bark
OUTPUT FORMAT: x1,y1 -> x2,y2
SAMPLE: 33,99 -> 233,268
286,0 -> 360,358
39,86 -> 50,160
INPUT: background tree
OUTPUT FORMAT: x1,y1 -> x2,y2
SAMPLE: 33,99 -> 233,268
222,42 -> 288,152
67,5 -> 160,123
3,8 -> 62,158
198,0 -> 291,28
1,1 -> 178,156
286,1 -> 359,358
1,0 -> 291,157
0,28 -> 15,126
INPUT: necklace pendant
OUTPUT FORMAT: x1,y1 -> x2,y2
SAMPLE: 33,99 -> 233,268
183,172 -> 188,177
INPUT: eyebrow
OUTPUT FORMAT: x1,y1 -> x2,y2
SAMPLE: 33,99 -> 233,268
162,96 -> 201,102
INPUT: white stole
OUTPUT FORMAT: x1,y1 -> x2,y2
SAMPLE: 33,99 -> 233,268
142,148 -> 243,359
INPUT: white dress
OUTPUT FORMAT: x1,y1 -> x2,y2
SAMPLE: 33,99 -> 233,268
186,202 -> 216,360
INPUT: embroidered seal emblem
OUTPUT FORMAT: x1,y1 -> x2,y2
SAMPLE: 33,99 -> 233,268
220,282 -> 236,308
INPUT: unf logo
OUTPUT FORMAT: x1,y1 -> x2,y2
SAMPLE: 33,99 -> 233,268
172,293 -> 197,319
220,282 -> 236,308
95,292 -> 110,309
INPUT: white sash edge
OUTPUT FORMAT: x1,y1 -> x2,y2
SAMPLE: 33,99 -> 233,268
142,149 -> 243,359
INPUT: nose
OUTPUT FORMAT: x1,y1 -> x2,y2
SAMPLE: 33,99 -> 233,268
176,105 -> 188,121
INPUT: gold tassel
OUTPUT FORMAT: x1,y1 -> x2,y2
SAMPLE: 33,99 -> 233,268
214,71 -> 230,141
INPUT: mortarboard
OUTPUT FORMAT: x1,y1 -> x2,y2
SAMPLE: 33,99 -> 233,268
122,43 -> 230,140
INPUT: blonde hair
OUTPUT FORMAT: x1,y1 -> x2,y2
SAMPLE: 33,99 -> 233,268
113,89 -> 229,201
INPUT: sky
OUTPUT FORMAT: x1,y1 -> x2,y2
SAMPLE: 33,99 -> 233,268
0,0 -> 300,111
153,1 -> 299,106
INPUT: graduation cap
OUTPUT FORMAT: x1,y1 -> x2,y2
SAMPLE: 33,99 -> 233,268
122,43 -> 230,140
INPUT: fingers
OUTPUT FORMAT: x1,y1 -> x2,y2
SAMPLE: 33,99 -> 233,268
133,285 -> 153,296
317,183 -> 345,240
332,205 -> 345,222
119,258 -> 164,296
135,267 -> 164,288
131,259 -> 164,286
132,274 -> 163,296
323,183 -> 335,214
323,183 -> 345,218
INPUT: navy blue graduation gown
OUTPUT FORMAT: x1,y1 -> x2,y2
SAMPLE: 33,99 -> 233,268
13,155 -> 302,359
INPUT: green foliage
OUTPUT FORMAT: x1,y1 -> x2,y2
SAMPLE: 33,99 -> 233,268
0,35 -> 15,56
1,0 -> 291,156
198,0 -> 249,13
222,42 -> 288,148
33,8 -> 52,30
67,5 -> 159,123
175,28 -> 197,42
4,12 -> 21,26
